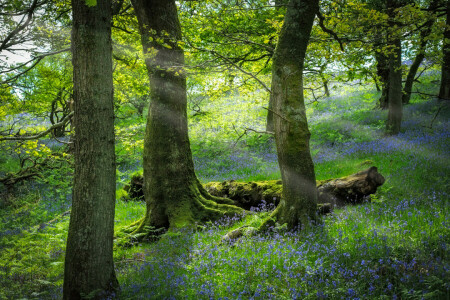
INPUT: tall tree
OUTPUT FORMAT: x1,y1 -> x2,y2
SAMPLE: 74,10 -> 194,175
263,0 -> 319,230
403,0 -> 439,104
129,0 -> 241,233
63,0 -> 119,298
385,0 -> 403,134
439,0 -> 450,100
266,0 -> 288,132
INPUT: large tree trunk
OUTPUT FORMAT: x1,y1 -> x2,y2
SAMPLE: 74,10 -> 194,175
63,0 -> 118,299
265,0 -> 288,133
264,0 -> 319,230
129,0 -> 241,233
439,1 -> 450,101
402,0 -> 438,104
386,38 -> 403,134
385,0 -> 403,135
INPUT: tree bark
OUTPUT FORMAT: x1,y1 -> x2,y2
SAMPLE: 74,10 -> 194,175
263,0 -> 319,230
129,0 -> 241,233
386,37 -> 403,134
265,0 -> 288,132
375,49 -> 390,109
385,0 -> 403,135
439,1 -> 450,101
63,0 -> 118,299
402,0 -> 438,104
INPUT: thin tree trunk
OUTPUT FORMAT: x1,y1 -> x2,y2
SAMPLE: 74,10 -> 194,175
63,0 -> 118,298
403,0 -> 437,104
439,1 -> 450,101
321,76 -> 330,97
262,0 -> 319,230
129,0 -> 241,233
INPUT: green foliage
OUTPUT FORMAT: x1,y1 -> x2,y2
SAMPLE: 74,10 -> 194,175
84,0 -> 97,7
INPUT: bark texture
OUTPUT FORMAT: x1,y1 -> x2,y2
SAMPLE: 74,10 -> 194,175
439,1 -> 450,101
267,0 -> 319,230
265,1 -> 287,132
385,0 -> 403,135
63,0 -> 118,298
375,42 -> 390,109
386,38 -> 403,134
130,0 -> 241,233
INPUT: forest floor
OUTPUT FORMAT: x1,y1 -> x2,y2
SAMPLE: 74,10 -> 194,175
0,71 -> 449,299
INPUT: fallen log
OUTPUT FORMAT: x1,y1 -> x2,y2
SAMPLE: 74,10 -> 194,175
124,167 -> 385,211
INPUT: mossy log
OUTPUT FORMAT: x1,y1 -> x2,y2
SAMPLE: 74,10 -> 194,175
316,166 -> 385,207
124,166 -> 385,210
205,167 -> 384,208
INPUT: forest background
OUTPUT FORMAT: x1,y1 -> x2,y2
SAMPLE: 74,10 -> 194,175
0,0 -> 449,299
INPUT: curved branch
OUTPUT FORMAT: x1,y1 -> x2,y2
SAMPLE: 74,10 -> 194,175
0,111 -> 73,141
316,10 -> 345,52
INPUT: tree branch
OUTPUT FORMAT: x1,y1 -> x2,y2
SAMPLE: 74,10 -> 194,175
0,111 -> 73,141
316,10 -> 345,52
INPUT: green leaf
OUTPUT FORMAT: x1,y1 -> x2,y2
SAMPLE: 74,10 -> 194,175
84,0 -> 97,7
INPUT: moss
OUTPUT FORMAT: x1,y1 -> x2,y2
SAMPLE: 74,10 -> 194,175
116,189 -> 129,201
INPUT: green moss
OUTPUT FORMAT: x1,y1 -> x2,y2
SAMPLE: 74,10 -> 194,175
116,189 -> 129,200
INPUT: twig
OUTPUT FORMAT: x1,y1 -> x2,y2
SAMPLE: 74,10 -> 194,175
422,105 -> 445,129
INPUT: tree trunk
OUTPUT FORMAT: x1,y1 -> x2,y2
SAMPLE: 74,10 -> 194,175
386,40 -> 403,134
264,0 -> 319,230
321,76 -> 330,97
129,0 -> 241,233
63,0 -> 118,299
403,0 -> 438,104
266,93 -> 275,132
439,1 -> 450,101
385,0 -> 403,135
375,49 -> 390,109
266,0 -> 288,132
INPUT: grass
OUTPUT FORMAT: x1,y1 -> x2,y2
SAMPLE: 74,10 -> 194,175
0,71 -> 449,299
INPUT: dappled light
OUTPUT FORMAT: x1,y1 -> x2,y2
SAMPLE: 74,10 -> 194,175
0,0 -> 449,299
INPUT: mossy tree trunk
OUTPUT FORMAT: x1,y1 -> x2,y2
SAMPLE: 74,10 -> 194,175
265,0 -> 319,230
386,0 -> 403,135
63,0 -> 118,298
402,0 -> 438,104
130,0 -> 241,232
266,0 -> 288,133
439,1 -> 450,101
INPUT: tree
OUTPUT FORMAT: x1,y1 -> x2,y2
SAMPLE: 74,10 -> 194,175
128,0 -> 241,233
263,0 -> 319,230
63,0 -> 119,298
385,0 -> 403,135
266,0 -> 287,132
402,0 -> 439,104
439,0 -> 450,100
